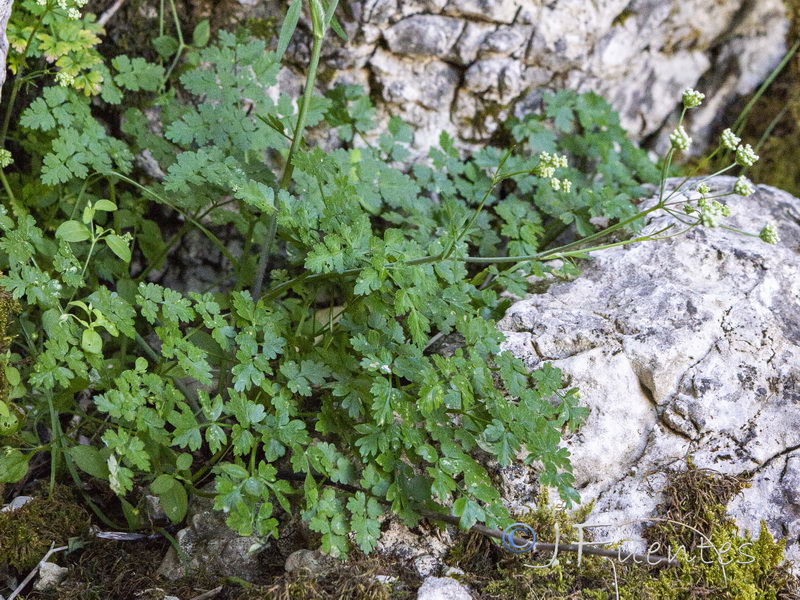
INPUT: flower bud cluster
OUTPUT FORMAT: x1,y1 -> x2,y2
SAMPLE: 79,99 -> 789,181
56,71 -> 75,87
720,128 -> 740,151
733,176 -> 754,197
696,197 -> 731,228
735,144 -> 759,167
682,88 -> 705,108
759,223 -> 780,245
669,126 -> 691,152
533,152 -> 567,179
0,149 -> 13,168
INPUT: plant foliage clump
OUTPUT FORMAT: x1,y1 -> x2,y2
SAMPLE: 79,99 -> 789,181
0,0 -> 779,558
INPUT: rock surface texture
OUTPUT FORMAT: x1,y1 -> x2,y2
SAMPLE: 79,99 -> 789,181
416,576 -> 474,600
203,0 -> 790,153
157,494 -> 280,581
497,176 -> 800,569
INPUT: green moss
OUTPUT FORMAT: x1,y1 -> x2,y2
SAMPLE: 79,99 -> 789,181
0,485 -> 91,571
0,289 -> 20,406
644,522 -> 794,600
242,17 -> 279,42
445,463 -> 799,599
612,9 -> 636,27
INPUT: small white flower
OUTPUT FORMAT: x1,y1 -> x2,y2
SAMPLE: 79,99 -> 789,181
550,178 -> 562,191
720,128 -> 740,151
380,364 -> 392,374
697,183 -> 709,195
759,223 -> 780,245
669,126 -> 691,151
533,151 -> 568,179
0,149 -> 13,168
697,199 -> 730,228
562,179 -> 571,193
538,166 -> 555,178
67,7 -> 81,19
57,0 -> 67,8
733,175 -> 755,196
682,88 -> 705,108
735,144 -> 759,167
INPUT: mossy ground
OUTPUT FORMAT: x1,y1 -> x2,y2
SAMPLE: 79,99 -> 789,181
3,463 -> 799,599
2,485 -> 418,600
444,462 -> 800,600
0,484 -> 91,572
18,543 -> 419,600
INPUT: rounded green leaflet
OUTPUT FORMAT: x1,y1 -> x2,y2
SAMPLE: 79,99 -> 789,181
175,452 -> 193,471
81,328 -> 103,354
55,220 -> 91,243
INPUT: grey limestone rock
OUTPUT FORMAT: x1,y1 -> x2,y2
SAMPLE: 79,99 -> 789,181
33,562 -> 68,592
417,575 -> 474,600
384,15 -> 465,57
264,0 -> 789,152
156,494 -> 270,582
497,176 -> 800,571
146,0 -> 789,155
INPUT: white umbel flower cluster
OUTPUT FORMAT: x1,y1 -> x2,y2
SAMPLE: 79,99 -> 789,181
759,223 -> 780,245
733,176 -> 755,197
697,197 -> 730,228
549,178 -> 571,193
533,152 -> 567,179
720,128 -> 741,151
56,71 -> 75,87
682,88 -> 705,108
669,126 -> 692,152
0,149 -> 13,168
735,144 -> 759,167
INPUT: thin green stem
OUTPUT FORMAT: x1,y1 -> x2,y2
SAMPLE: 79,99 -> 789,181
460,224 -> 676,264
732,38 -> 800,135
261,199 -> 670,301
0,170 -> 25,217
163,0 -> 186,84
0,8 -> 49,146
47,391 -> 60,496
67,233 -> 98,304
251,10 -> 333,299
102,171 -> 236,266
442,149 -> 514,261
755,105 -> 788,153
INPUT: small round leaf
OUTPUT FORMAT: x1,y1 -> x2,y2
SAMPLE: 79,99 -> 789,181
56,220 -> 91,243
81,328 -> 103,354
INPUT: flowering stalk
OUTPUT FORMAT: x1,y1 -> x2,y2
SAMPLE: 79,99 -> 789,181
251,0 -> 340,300
260,87 -> 780,303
